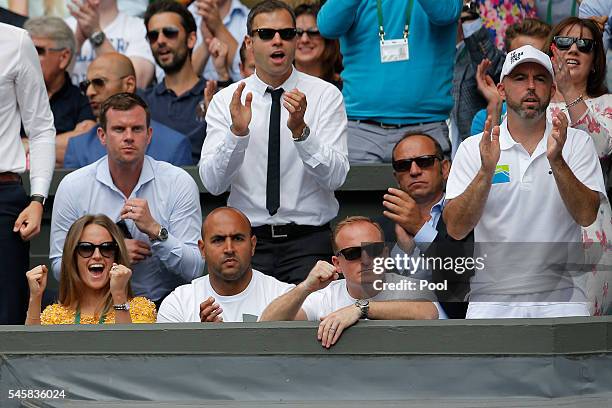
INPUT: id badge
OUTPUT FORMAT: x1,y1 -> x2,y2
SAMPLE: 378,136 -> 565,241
380,38 -> 409,63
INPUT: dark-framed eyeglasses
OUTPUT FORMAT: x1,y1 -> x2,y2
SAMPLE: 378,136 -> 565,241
251,28 -> 297,41
336,242 -> 386,261
34,45 -> 65,56
553,36 -> 594,53
146,26 -> 180,44
392,155 -> 441,172
296,28 -> 321,39
76,241 -> 118,258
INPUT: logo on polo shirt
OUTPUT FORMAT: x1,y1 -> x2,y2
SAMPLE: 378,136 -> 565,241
492,164 -> 510,184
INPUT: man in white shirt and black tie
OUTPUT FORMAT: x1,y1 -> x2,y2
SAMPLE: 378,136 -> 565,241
0,23 -> 56,324
200,0 -> 349,284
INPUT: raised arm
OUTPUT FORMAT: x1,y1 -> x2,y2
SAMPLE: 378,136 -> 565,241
317,0 -> 362,38
416,0 -> 462,26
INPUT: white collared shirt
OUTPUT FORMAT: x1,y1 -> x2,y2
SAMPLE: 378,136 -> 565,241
200,68 -> 349,227
0,23 -> 55,196
50,156 -> 204,301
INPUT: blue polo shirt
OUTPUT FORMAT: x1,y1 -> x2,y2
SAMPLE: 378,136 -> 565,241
51,73 -> 95,134
138,78 -> 207,164
63,120 -> 193,169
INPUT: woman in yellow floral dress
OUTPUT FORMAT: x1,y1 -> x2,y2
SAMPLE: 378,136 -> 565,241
25,214 -> 156,325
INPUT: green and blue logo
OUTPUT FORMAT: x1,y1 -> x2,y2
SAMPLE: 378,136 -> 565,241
492,164 -> 510,184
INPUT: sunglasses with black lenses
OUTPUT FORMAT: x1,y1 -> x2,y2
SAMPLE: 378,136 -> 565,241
296,28 -> 321,38
76,241 -> 118,258
79,77 -> 106,95
392,155 -> 441,172
35,45 -> 65,56
553,36 -> 594,53
252,28 -> 297,41
336,242 -> 386,261
146,26 -> 180,44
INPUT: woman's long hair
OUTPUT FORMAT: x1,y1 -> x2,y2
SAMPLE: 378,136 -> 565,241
59,214 -> 132,317
548,17 -> 608,97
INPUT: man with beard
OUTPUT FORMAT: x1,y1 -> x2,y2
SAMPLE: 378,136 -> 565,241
157,207 -> 305,323
140,1 -> 230,164
444,45 -> 606,318
261,216 -> 439,349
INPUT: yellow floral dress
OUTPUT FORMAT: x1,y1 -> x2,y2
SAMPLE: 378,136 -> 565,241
40,297 -> 157,324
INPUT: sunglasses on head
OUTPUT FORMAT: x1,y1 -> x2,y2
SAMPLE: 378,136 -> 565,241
336,242 -> 386,261
553,36 -> 594,53
146,26 -> 180,44
35,45 -> 65,56
251,28 -> 297,41
392,155 -> 441,172
76,241 -> 118,258
296,28 -> 321,38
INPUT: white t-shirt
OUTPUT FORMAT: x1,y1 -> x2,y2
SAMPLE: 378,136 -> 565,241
66,12 -> 155,86
157,269 -> 295,323
301,273 -> 440,321
446,119 -> 606,301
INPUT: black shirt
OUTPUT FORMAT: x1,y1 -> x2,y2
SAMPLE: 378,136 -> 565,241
50,73 -> 95,134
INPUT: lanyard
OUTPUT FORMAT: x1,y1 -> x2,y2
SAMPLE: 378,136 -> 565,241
376,0 -> 414,41
547,0 -> 577,25
75,307 -> 107,324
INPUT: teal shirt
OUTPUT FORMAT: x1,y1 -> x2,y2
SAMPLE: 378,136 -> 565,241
318,0 -> 462,124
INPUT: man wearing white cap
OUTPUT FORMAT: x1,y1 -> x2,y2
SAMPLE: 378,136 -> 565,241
443,45 -> 606,319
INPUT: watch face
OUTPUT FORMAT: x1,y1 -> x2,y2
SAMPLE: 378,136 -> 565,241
159,227 -> 169,241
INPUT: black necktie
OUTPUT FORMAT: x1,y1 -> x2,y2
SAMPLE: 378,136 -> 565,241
266,87 -> 284,216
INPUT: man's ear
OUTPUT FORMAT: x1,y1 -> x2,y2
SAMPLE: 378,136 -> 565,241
198,238 -> 205,258
123,75 -> 137,93
97,126 -> 107,146
441,159 -> 451,181
245,35 -> 253,52
187,31 -> 197,50
331,255 -> 341,271
250,234 -> 257,256
497,82 -> 506,101
59,49 -> 72,70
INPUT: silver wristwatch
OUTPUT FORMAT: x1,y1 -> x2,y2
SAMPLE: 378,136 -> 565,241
89,31 -> 106,47
113,302 -> 130,311
150,225 -> 169,242
355,299 -> 369,319
293,125 -> 310,142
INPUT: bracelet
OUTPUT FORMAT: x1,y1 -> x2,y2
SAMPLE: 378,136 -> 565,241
564,94 -> 584,110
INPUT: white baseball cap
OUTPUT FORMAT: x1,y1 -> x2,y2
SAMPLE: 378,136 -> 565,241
499,45 -> 555,82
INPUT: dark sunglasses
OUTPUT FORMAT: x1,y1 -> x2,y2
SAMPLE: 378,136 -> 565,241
336,242 -> 386,261
392,155 -> 441,172
35,45 -> 65,56
296,28 -> 321,38
146,26 -> 180,44
251,28 -> 297,41
76,241 -> 118,258
553,36 -> 594,53
79,77 -> 107,94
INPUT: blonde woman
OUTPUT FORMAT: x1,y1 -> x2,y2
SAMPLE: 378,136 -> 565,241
25,214 -> 156,325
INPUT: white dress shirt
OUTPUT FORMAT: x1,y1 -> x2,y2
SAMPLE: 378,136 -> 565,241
200,68 -> 349,227
50,156 -> 204,301
0,23 -> 55,196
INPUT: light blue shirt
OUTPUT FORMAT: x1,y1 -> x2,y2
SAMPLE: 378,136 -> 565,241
50,156 -> 204,301
189,0 -> 250,81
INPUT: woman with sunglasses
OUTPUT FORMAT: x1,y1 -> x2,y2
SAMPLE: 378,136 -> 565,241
25,214 -> 156,325
548,17 -> 611,165
293,3 -> 342,89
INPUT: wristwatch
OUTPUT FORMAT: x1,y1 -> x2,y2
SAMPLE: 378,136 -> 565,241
113,302 -> 130,311
293,125 -> 310,142
31,194 -> 46,206
355,299 -> 369,319
89,31 -> 106,47
150,225 -> 169,242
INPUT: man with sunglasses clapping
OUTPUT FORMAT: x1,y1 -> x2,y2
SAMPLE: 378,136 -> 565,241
200,0 -> 348,285
261,216 -> 439,349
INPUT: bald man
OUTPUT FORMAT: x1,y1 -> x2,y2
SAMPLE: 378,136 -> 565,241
50,92 -> 204,307
157,207 -> 315,323
63,53 -> 192,168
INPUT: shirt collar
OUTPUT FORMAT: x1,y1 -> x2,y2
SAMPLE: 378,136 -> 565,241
95,156 -> 156,198
154,77 -> 206,97
499,118 -> 552,152
250,67 -> 299,96
431,194 -> 445,215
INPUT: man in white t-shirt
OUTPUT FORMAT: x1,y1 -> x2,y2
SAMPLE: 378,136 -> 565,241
157,207 -> 300,323
444,45 -> 606,319
260,216 -> 439,348
66,0 -> 155,88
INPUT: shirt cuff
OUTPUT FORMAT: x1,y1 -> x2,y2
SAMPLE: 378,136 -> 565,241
224,128 -> 250,150
150,232 -> 180,262
462,19 -> 483,38
293,128 -> 322,167
414,223 -> 438,253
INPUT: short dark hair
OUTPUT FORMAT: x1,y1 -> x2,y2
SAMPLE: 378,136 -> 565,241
504,18 -> 551,51
99,93 -> 151,131
144,0 -> 197,35
247,0 -> 296,34
392,132 -> 444,162
547,17 -> 608,97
